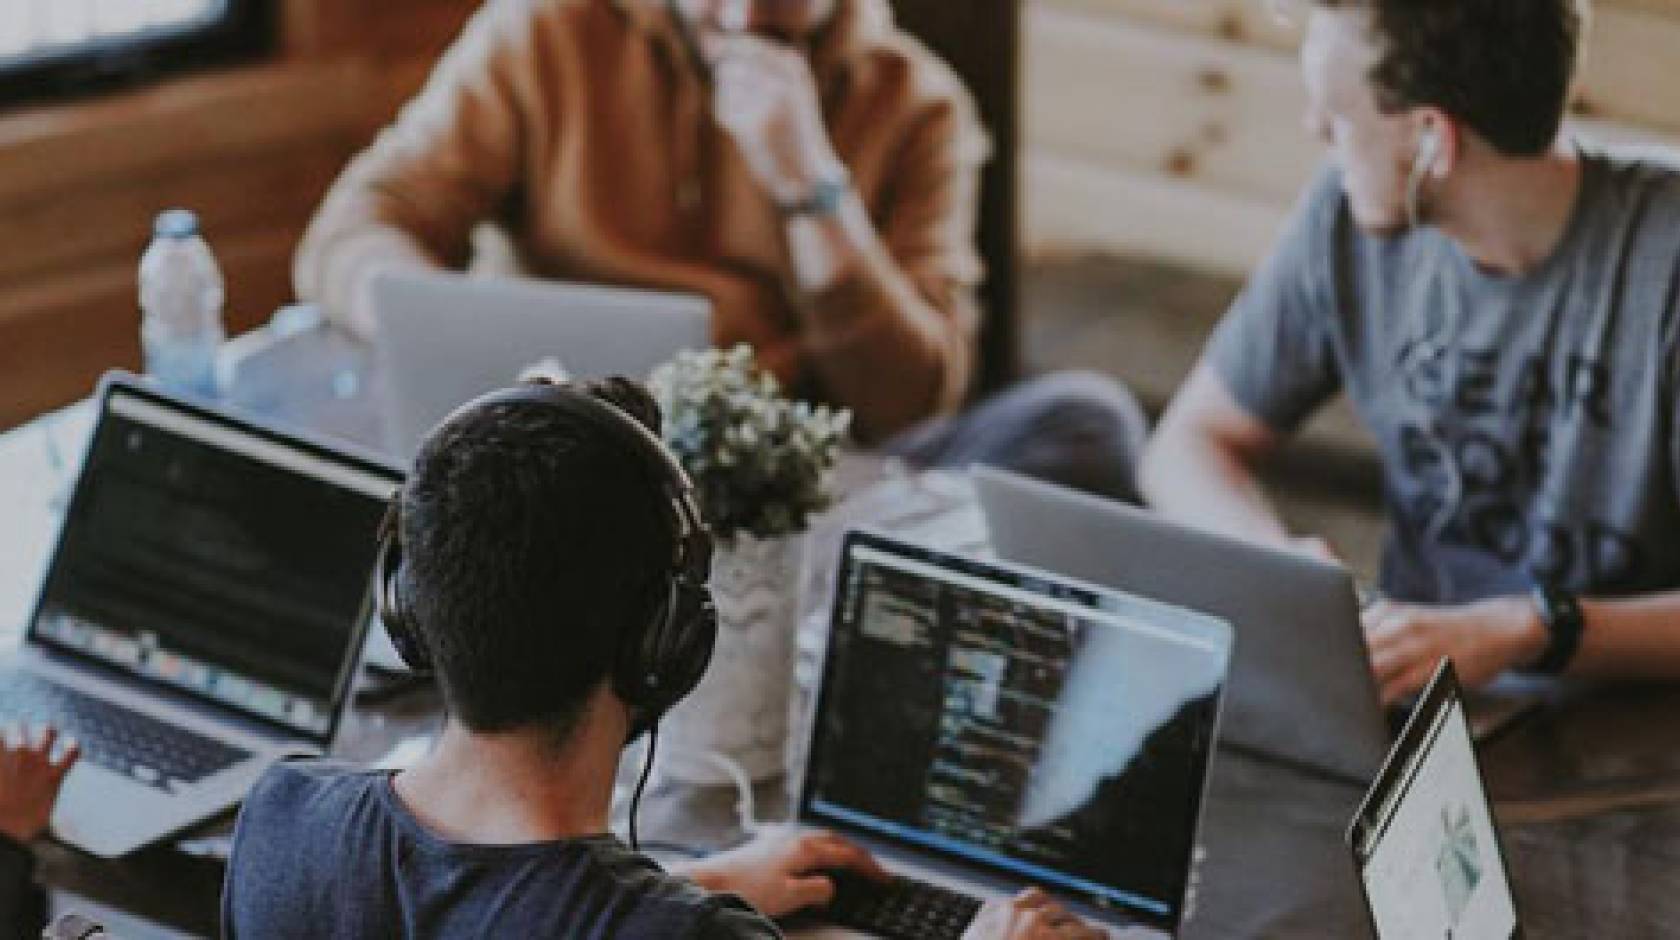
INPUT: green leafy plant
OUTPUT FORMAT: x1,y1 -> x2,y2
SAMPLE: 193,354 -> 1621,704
650,344 -> 851,543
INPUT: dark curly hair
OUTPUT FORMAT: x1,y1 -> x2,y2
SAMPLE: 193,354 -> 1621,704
400,377 -> 673,740
1317,0 -> 1583,156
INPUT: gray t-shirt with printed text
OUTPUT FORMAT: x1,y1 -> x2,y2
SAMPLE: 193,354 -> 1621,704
1207,149 -> 1680,603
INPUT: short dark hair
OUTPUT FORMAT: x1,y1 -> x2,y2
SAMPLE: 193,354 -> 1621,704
400,377 -> 673,739
1319,0 -> 1582,156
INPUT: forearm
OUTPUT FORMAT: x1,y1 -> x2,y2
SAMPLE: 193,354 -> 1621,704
785,198 -> 972,441
295,0 -> 529,338
1566,591 -> 1680,678
1139,426 -> 1293,549
295,213 -> 444,340
671,857 -> 730,894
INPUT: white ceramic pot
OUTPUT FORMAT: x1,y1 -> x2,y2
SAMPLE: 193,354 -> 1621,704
655,532 -> 803,784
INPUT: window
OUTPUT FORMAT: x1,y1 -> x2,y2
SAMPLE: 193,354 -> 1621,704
0,0 -> 274,106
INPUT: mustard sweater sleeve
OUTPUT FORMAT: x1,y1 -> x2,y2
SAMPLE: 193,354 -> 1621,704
294,0 -> 546,335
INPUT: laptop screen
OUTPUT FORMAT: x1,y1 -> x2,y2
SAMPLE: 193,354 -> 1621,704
27,380 -> 400,745
800,531 -> 1232,931
1349,661 -> 1520,939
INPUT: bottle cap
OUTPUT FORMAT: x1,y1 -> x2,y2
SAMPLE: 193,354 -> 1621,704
153,209 -> 200,240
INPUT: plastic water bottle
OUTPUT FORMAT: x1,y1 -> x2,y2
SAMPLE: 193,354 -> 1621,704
139,209 -> 225,397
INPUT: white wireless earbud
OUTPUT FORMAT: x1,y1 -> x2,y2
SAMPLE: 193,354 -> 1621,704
1415,128 -> 1443,175
1405,127 -> 1444,228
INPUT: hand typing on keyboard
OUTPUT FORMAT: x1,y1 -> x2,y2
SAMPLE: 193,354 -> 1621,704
0,726 -> 80,844
680,825 -> 1107,939
963,888 -> 1106,940
678,826 -> 890,918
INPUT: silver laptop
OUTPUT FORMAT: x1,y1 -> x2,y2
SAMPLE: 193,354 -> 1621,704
370,270 -> 711,460
1349,660 -> 1522,939
793,531 -> 1233,938
6,372 -> 399,857
974,466 -> 1389,785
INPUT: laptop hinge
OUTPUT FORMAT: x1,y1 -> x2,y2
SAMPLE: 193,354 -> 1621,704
14,645 -> 321,753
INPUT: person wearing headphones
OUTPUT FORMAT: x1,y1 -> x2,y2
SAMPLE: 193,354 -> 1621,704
1140,0 -> 1680,704
221,376 -> 1102,939
294,0 -> 1146,504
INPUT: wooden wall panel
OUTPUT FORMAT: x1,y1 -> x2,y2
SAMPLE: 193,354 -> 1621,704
1026,8 -> 1313,206
1025,152 -> 1285,274
1023,0 -> 1680,271
1574,6 -> 1680,132
0,0 -> 481,430
0,64 -> 363,197
1043,0 -> 1301,49
281,0 -> 478,61
1045,0 -> 1680,135
0,64 -> 370,428
0,142 -> 343,287
0,228 -> 302,428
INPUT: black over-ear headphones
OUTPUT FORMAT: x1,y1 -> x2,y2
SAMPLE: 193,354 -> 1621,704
373,379 -> 717,739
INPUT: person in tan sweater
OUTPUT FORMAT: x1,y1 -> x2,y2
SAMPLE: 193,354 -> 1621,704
298,0 -> 1144,497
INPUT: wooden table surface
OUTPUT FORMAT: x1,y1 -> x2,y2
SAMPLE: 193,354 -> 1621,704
5,317 -> 1678,938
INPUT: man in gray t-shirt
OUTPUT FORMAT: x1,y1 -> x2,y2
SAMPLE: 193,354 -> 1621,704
1142,0 -> 1680,703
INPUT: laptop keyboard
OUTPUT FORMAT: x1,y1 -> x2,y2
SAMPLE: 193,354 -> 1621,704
0,672 -> 251,792
822,868 -> 984,940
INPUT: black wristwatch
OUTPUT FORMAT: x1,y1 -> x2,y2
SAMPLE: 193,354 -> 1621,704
1528,582 -> 1585,675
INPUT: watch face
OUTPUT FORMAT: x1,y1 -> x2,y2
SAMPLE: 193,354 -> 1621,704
780,174 -> 851,217
1532,585 -> 1584,675
814,177 -> 850,209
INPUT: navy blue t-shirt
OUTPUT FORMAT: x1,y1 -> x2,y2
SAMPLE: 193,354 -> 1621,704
222,760 -> 780,939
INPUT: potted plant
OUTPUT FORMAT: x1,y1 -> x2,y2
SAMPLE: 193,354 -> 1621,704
649,344 -> 850,783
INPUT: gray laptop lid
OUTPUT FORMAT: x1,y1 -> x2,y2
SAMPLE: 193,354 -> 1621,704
371,271 -> 711,460
975,466 -> 1389,785
799,531 -> 1233,935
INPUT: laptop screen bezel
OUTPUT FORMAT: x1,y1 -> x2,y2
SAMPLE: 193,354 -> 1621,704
24,372 -> 403,749
797,529 -> 1232,933
1346,659 -> 1524,939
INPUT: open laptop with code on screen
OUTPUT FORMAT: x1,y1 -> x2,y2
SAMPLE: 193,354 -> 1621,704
792,531 -> 1233,938
4,372 -> 400,857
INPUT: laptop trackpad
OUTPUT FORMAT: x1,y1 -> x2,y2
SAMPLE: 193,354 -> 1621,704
53,762 -> 233,859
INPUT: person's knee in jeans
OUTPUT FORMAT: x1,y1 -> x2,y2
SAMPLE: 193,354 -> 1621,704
990,370 -> 1147,502
887,370 -> 1148,503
